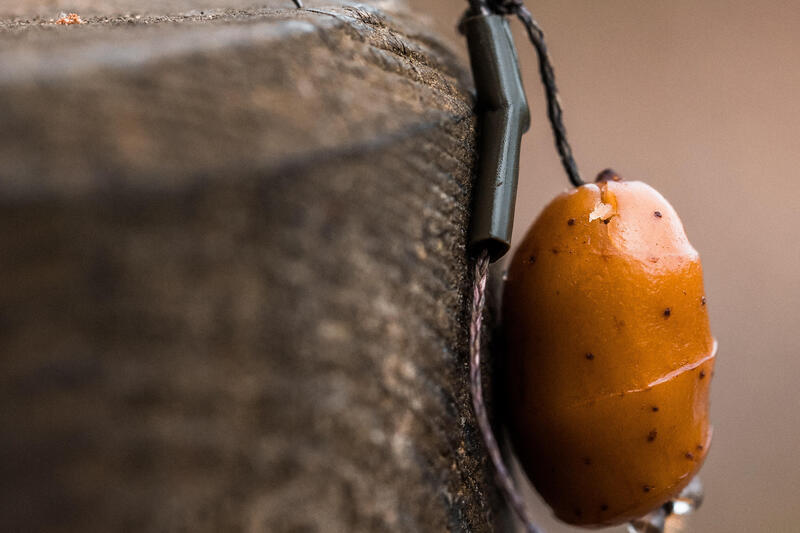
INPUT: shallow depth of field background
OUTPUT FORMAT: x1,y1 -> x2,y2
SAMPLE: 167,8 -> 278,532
411,1 -> 800,531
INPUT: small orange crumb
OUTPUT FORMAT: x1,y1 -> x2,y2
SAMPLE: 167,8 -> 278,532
55,13 -> 83,25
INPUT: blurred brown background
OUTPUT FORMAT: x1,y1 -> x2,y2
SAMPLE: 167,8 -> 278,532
409,0 -> 800,531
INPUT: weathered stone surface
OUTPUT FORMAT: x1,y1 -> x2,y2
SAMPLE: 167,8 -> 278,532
0,2 -> 500,532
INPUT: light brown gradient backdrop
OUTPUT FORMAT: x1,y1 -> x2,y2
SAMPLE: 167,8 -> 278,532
408,1 -> 800,531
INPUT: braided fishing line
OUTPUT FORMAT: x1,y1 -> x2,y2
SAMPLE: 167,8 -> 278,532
466,0 -> 581,529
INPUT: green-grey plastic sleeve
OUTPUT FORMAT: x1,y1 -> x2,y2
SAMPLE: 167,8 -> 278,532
464,14 -> 530,261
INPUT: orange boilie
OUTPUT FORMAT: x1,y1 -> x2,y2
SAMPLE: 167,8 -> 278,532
502,171 -> 715,527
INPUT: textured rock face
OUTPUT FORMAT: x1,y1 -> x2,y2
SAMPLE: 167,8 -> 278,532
0,2 -> 501,532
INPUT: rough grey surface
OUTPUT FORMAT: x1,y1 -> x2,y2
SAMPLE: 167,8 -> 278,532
0,2 -> 501,532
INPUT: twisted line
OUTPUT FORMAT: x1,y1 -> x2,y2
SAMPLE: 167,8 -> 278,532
469,248 -> 541,533
513,5 -> 584,187
464,1 -> 582,528
470,0 -> 585,187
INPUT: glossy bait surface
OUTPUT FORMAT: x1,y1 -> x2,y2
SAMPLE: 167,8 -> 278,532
503,178 -> 715,527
